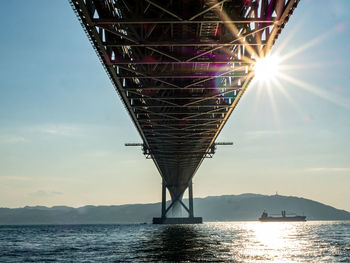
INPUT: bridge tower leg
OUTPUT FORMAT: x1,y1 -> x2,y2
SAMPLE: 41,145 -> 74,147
161,178 -> 166,219
188,179 -> 194,218
153,179 -> 202,224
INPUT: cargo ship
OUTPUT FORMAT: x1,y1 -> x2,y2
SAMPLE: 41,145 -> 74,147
259,210 -> 306,222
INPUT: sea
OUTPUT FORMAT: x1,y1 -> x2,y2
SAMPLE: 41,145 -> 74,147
0,221 -> 349,262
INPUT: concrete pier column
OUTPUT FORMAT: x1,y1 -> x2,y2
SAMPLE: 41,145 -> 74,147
188,179 -> 194,218
161,178 -> 166,218
153,177 -> 202,224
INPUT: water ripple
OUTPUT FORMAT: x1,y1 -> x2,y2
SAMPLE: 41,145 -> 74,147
0,221 -> 349,262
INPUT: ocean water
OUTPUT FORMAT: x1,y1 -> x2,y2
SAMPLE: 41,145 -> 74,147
0,221 -> 349,262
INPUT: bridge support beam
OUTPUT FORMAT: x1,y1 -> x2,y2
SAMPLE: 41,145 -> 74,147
188,179 -> 194,218
153,179 -> 202,224
161,178 -> 166,218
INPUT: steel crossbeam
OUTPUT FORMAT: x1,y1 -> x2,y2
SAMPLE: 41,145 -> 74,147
92,18 -> 276,25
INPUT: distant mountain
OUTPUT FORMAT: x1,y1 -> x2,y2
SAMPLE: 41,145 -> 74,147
0,194 -> 349,224
194,194 -> 350,221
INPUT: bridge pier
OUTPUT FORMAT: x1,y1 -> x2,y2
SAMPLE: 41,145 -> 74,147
153,179 -> 203,224
161,178 -> 166,218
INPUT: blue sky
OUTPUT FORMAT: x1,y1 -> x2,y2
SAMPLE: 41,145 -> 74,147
1,0 -> 349,211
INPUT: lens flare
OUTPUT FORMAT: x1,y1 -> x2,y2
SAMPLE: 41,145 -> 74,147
254,55 -> 281,82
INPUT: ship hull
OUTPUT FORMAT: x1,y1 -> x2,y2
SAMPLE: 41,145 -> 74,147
259,216 -> 306,222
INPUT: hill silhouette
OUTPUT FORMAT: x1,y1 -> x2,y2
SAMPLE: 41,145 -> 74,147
0,194 -> 349,224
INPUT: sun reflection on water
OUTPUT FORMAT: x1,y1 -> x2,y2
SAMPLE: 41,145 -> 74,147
209,222 -> 311,263
247,222 -> 307,262
253,222 -> 298,249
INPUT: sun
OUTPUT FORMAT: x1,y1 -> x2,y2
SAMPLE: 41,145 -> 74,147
254,54 -> 281,82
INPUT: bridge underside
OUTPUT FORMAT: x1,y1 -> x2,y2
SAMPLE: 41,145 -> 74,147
71,0 -> 299,222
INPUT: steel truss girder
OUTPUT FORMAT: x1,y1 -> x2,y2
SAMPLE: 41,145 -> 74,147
132,104 -> 231,108
92,18 -> 276,25
118,74 -> 246,79
112,60 -> 251,65
105,41 -> 266,47
128,95 -> 236,100
138,118 -> 224,122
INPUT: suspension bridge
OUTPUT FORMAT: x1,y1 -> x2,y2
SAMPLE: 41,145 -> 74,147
70,0 -> 299,223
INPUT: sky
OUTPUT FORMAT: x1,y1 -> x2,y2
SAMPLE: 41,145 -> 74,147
0,1 -> 349,211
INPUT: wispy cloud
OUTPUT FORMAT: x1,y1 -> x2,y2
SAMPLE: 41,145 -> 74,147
0,176 -> 34,182
0,124 -> 82,144
37,124 -> 78,137
305,168 -> 350,173
0,136 -> 26,144
0,176 -> 75,183
246,130 -> 283,139
28,190 -> 63,198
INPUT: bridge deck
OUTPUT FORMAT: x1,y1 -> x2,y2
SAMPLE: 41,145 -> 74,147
71,0 -> 299,202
